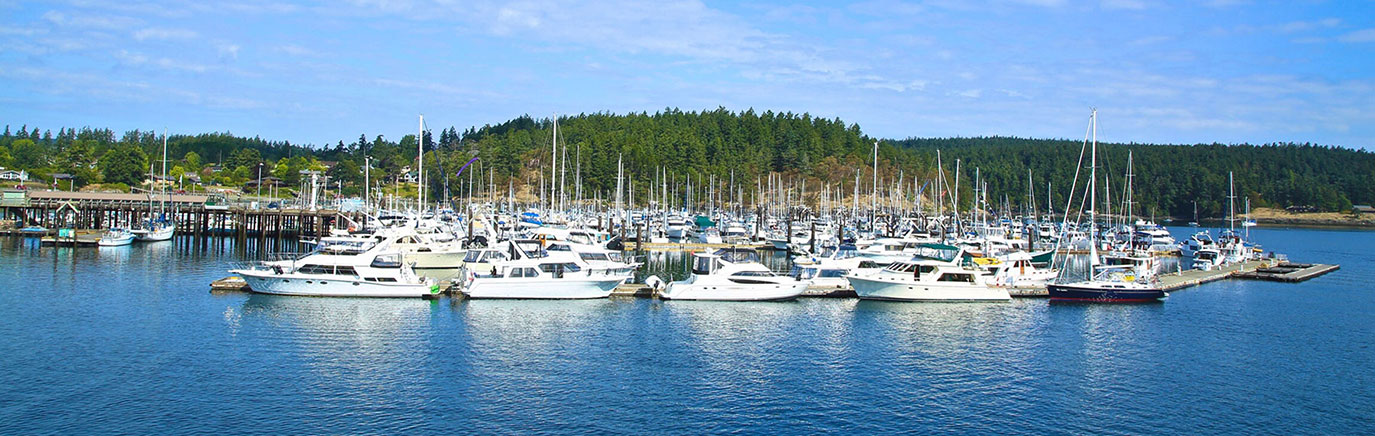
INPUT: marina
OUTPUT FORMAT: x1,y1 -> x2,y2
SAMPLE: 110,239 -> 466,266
4,1 -> 1372,433
0,224 -> 1368,434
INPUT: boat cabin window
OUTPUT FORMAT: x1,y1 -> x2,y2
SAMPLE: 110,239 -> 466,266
579,253 -> 610,262
547,244 -> 572,251
482,251 -> 508,263
370,254 -> 402,268
712,249 -> 760,263
731,271 -> 776,277
937,273 -> 974,283
790,266 -> 817,279
569,233 -> 594,245
819,269 -> 848,278
397,236 -> 420,244
857,261 -> 883,269
463,250 -> 486,263
296,264 -> 359,276
509,267 -> 539,278
692,255 -> 718,275
538,263 -> 581,278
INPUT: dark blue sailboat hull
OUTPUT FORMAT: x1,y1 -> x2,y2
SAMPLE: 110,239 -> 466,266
1047,283 -> 1166,303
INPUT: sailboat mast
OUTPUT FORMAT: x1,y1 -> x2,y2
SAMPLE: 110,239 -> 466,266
418,114 -> 424,209
1089,109 -> 1098,264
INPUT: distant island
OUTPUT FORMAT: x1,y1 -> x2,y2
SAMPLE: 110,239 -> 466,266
2,108 -> 1372,221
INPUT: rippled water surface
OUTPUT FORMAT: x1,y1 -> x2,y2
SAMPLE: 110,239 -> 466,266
0,227 -> 1371,434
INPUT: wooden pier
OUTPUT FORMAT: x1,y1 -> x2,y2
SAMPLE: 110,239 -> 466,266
2,190 -> 348,240
1157,260 -> 1266,291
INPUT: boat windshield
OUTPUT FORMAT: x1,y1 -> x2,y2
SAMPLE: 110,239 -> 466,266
911,243 -> 961,263
712,248 -> 759,263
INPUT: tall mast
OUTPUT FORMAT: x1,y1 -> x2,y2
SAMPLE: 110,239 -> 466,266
871,140 -> 878,219
551,115 -> 558,212
1089,109 -> 1098,265
418,114 -> 424,209
1228,171 -> 1236,233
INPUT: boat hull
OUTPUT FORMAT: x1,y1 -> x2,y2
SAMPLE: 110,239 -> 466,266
1047,283 -> 1166,303
404,251 -> 467,269
462,276 -> 625,299
98,235 -> 135,246
661,281 -> 807,301
134,225 -> 176,242
233,271 -> 438,298
848,276 -> 1011,302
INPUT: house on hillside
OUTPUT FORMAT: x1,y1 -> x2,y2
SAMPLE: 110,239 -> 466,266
1354,205 -> 1374,215
0,169 -> 28,181
242,176 -> 286,192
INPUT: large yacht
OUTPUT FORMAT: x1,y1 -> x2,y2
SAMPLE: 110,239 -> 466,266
661,248 -> 807,301
460,240 -> 628,299
230,236 -> 439,298
845,246 -> 1011,302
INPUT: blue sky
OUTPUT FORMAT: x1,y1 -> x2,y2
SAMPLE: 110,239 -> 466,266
1,0 -> 1373,149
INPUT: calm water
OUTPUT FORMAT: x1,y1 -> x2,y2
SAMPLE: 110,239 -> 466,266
0,227 -> 1371,434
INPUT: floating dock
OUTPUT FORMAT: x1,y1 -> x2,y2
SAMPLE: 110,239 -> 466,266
637,242 -> 772,252
1157,260 -> 1266,291
1236,262 -> 1340,282
210,276 -> 249,292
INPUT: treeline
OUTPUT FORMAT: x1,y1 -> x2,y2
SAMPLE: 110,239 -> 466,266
895,137 -> 1375,218
2,110 -> 1371,217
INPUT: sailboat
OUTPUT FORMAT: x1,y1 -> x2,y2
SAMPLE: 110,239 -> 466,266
1047,110 -> 1166,303
135,130 -> 176,242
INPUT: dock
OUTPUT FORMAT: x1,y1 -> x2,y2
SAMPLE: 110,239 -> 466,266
210,276 -> 249,292
1236,262 -> 1340,282
1157,260 -> 1266,291
637,242 -> 772,252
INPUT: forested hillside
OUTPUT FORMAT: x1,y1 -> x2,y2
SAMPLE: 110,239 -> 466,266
3,108 -> 1371,218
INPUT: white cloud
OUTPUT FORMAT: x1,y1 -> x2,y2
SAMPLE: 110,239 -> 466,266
217,42 -> 241,59
1338,28 -> 1375,43
276,44 -> 318,57
133,27 -> 198,41
42,10 -> 141,30
1277,18 -> 1341,33
1102,0 -> 1148,10
1006,0 -> 1066,7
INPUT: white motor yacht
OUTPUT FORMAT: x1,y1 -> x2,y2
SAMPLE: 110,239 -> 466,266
789,244 -> 877,292
1191,247 -> 1224,271
665,215 -> 689,239
661,248 -> 807,301
983,251 -> 1058,289
230,236 -> 438,297
846,259 -> 1010,302
461,240 -> 628,299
